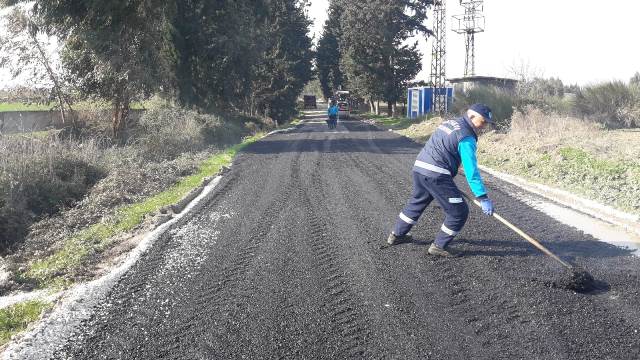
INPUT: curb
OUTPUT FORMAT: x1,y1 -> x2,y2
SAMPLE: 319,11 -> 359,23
266,125 -> 300,136
479,165 -> 640,237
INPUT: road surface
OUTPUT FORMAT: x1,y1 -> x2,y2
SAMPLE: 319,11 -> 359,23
57,112 -> 640,359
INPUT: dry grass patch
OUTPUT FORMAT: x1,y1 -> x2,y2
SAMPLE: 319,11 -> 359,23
480,107 -> 640,215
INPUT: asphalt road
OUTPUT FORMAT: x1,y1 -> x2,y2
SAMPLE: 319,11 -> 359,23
58,112 -> 640,359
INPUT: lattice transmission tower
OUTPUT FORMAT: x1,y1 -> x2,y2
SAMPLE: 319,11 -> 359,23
452,1 -> 485,77
429,0 -> 447,115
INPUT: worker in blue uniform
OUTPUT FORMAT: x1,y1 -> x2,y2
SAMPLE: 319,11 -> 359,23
327,100 -> 339,129
387,103 -> 495,257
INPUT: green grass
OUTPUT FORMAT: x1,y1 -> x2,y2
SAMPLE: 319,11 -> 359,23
480,144 -> 640,215
0,300 -> 52,346
363,113 -> 428,130
24,134 -> 263,288
5,130 -> 56,139
0,102 -> 54,112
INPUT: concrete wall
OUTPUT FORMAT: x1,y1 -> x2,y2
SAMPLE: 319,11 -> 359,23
0,109 -> 145,134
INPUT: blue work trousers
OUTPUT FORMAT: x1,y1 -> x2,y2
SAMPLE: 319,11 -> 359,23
327,116 -> 337,129
394,172 -> 469,248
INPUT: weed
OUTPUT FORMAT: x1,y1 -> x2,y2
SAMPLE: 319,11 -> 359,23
0,300 -> 52,346
22,135 -> 262,288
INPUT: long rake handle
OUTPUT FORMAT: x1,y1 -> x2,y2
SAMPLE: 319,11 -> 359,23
464,195 -> 574,270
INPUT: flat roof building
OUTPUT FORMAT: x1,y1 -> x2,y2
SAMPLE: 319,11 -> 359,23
448,76 -> 518,93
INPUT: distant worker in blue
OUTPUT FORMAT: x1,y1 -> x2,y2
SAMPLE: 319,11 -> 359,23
327,100 -> 339,129
386,103 -> 495,257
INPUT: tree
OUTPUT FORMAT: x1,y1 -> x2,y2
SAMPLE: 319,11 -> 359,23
172,0 -> 261,112
33,0 -> 174,138
0,4 -> 74,126
316,1 -> 345,100
339,0 -> 433,116
251,0 -> 314,124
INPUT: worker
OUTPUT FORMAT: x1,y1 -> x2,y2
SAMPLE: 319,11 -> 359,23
386,103 -> 495,257
327,100 -> 339,129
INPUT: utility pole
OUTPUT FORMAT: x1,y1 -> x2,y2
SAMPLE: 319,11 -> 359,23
453,1 -> 485,77
430,0 -> 447,115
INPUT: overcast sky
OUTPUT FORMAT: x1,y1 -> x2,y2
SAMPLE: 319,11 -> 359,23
308,0 -> 640,86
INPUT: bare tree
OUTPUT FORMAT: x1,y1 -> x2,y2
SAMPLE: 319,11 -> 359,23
0,5 -> 74,126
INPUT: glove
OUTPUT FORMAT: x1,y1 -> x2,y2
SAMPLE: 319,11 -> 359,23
480,198 -> 494,216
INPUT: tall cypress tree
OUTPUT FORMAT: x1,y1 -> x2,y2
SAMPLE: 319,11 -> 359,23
252,0 -> 313,124
172,0 -> 260,112
316,1 -> 345,100
340,0 -> 432,116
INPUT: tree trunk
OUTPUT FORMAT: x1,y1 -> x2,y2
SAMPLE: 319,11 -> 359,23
112,94 -> 131,139
25,14 -> 77,129
29,24 -> 75,127
387,102 -> 393,117
369,99 -> 375,114
375,101 -> 381,115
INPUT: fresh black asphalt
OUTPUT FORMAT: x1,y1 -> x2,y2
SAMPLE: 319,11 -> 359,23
57,113 -> 640,359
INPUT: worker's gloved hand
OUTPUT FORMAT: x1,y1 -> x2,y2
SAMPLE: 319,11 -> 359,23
480,198 -> 494,216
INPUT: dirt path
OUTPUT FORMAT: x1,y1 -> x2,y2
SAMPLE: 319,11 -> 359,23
54,114 -> 640,359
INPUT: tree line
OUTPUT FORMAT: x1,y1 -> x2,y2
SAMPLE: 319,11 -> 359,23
0,0 -> 314,136
316,0 -> 434,116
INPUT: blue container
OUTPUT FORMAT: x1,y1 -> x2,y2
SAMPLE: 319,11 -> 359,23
407,87 -> 454,118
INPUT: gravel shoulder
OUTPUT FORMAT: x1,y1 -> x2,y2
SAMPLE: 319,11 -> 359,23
16,114 -> 639,359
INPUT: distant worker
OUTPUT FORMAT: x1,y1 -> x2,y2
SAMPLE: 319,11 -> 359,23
327,100 -> 339,129
386,103 -> 495,257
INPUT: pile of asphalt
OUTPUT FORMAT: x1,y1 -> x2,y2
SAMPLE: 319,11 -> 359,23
45,117 -> 640,359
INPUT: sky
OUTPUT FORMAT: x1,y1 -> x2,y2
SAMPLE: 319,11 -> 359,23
307,0 -> 640,86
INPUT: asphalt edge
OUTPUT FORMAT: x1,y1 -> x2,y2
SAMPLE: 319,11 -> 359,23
1,176 -> 224,360
479,165 -> 640,237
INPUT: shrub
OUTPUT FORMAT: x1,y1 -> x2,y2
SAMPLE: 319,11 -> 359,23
136,106 -> 211,160
575,81 -> 640,128
509,106 -> 602,140
0,136 -> 106,251
452,85 -> 515,129
136,106 -> 255,161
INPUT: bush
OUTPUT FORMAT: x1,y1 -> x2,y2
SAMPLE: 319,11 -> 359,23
509,106 -> 602,140
136,106 -> 255,161
0,136 -> 106,251
575,81 -> 640,128
0,105 -> 269,252
452,85 -> 515,129
136,106 -> 211,160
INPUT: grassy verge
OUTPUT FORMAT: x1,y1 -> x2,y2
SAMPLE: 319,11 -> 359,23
480,141 -> 640,215
363,113 -> 424,130
0,300 -> 52,346
23,134 -> 263,288
0,103 -> 54,112
362,113 -> 440,143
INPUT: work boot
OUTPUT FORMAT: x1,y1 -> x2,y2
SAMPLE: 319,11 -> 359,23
427,243 -> 461,258
387,233 -> 412,246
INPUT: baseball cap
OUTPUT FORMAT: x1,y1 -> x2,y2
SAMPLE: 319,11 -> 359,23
469,103 -> 493,123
